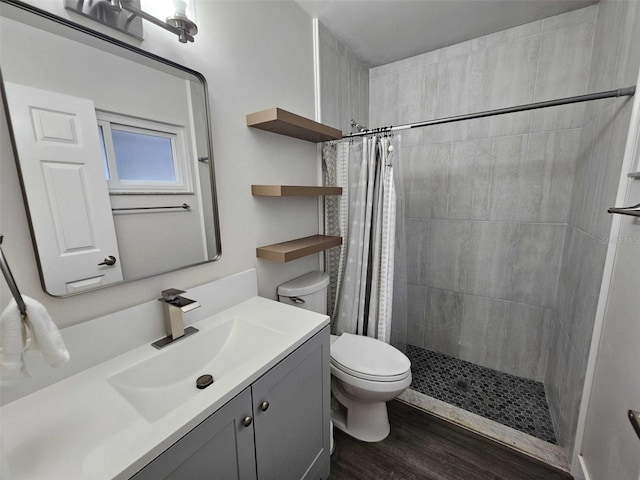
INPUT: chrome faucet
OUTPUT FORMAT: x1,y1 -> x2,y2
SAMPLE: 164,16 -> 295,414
152,288 -> 201,349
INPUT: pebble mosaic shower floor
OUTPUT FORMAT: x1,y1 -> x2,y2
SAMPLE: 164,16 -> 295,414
406,344 -> 557,444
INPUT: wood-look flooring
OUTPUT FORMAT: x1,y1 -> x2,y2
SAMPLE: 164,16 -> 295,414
329,401 -> 572,480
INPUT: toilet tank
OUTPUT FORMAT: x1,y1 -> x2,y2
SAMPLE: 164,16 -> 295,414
277,271 -> 329,315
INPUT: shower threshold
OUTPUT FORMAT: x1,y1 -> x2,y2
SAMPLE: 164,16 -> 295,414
402,345 -> 569,472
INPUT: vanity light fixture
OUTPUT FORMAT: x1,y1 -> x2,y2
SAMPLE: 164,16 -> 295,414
64,0 -> 198,43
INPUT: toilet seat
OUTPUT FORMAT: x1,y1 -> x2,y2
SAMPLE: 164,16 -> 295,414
330,333 -> 411,382
331,360 -> 411,382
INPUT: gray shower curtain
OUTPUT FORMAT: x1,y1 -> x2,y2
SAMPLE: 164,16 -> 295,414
323,135 -> 407,349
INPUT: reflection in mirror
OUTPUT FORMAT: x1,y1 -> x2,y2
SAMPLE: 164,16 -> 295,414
1,1 -> 221,296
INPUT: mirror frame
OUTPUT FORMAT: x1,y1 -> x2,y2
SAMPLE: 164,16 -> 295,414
1,0 -> 222,296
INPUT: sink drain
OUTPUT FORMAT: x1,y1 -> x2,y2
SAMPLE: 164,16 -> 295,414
196,374 -> 214,389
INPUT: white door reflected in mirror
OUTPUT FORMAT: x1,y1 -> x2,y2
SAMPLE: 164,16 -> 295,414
4,83 -> 124,295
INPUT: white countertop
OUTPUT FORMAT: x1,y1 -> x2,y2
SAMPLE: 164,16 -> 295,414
1,297 -> 329,479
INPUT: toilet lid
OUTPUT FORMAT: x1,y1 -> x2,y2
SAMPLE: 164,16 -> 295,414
331,333 -> 411,381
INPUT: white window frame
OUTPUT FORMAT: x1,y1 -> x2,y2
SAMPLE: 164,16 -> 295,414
97,111 -> 193,194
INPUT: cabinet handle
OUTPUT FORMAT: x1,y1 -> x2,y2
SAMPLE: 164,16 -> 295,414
242,416 -> 253,427
260,401 -> 270,412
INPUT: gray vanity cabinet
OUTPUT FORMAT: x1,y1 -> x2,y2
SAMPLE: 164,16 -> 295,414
131,327 -> 330,480
252,326 -> 331,480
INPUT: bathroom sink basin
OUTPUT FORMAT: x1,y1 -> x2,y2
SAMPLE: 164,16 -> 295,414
107,317 -> 283,422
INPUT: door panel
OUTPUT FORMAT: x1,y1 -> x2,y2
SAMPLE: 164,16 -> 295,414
581,177 -> 640,480
41,161 -> 95,249
252,328 -> 330,480
4,82 -> 122,295
131,388 -> 257,480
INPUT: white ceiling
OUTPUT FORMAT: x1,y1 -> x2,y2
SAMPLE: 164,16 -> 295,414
295,0 -> 597,67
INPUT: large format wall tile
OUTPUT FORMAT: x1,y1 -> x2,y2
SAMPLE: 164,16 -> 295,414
532,10 -> 597,130
569,117 -> 597,231
319,22 -> 369,133
477,110 -> 531,139
446,140 -> 480,220
555,227 -> 581,338
423,287 -> 463,357
398,65 -> 438,125
426,219 -> 470,292
406,219 -> 430,285
593,101 -> 632,242
407,284 -> 428,348
320,38 -> 341,130
486,135 -> 528,221
558,344 -> 586,448
512,224 -> 566,308
570,234 -> 607,366
435,51 -> 484,118
502,304 -> 553,381
581,104 -> 617,236
541,4 -> 598,33
422,118 -> 481,145
465,222 -> 518,300
404,144 -> 450,219
459,295 -> 509,370
584,1 -> 624,121
484,19 -> 541,50
482,36 -> 539,110
530,103 -> 586,134
467,138 -> 495,220
614,0 -> 640,87
369,72 -> 398,127
520,129 -> 581,223
534,21 -> 596,102
545,320 -> 571,438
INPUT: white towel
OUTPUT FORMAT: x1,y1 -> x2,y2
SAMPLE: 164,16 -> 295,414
0,296 -> 69,386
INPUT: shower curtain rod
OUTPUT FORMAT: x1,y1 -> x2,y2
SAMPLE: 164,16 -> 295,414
344,86 -> 636,138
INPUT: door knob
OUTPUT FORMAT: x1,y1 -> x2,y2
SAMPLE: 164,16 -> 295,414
260,401 -> 270,412
98,256 -> 117,266
242,416 -> 253,427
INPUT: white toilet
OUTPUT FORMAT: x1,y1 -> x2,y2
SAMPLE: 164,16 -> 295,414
278,271 -> 411,443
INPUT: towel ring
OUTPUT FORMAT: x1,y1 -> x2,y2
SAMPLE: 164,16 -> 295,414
22,315 -> 33,352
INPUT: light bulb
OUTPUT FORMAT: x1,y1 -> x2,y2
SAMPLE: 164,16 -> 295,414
172,0 -> 188,19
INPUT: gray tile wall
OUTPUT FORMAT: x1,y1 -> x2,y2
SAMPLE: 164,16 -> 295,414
318,22 -> 369,133
546,0 -> 640,455
370,6 -> 599,384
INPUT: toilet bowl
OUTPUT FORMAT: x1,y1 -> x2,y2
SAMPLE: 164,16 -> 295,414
278,271 -> 412,443
330,333 -> 411,441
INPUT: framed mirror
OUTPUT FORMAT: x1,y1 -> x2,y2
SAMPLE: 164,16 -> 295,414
1,0 -> 221,296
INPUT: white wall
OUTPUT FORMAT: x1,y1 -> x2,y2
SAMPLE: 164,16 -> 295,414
0,0 -> 320,329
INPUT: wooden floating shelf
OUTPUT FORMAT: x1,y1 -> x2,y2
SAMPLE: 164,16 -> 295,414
256,235 -> 342,263
251,185 -> 342,197
246,108 -> 342,143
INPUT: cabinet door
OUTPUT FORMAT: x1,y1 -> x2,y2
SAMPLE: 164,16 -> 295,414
252,327 -> 330,480
131,388 -> 257,480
